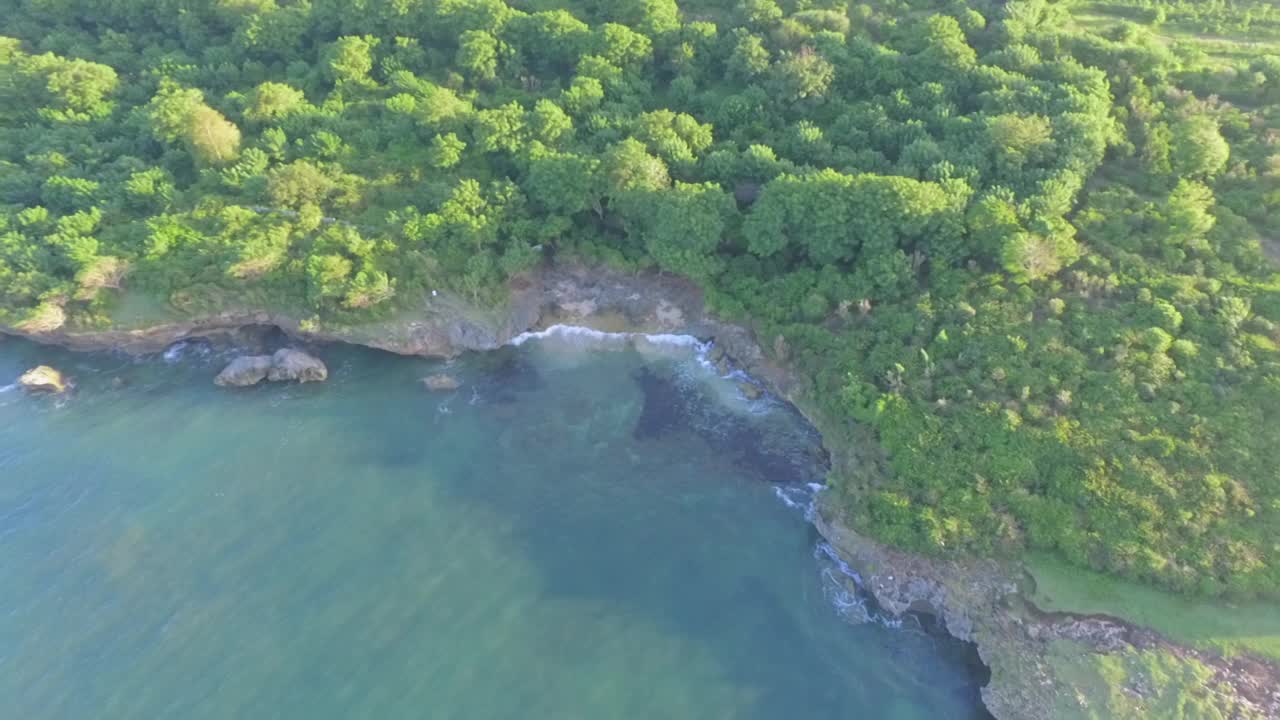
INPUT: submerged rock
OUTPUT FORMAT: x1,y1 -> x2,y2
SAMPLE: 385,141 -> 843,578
422,373 -> 461,391
267,348 -> 327,383
214,355 -> 273,386
19,365 -> 69,393
632,365 -> 826,485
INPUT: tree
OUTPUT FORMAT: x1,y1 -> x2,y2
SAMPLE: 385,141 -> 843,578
41,176 -> 99,212
456,30 -> 499,84
529,99 -> 573,146
42,58 -> 119,121
472,101 -> 526,154
266,161 -> 336,208
987,114 -> 1054,172
145,82 -> 241,166
1164,179 -> 1216,247
560,76 -> 604,115
188,105 -> 241,165
618,181 -> 733,279
306,253 -> 352,307
523,151 -> 600,215
601,138 -> 670,197
428,133 -> 466,169
324,35 -> 379,86
595,22 -> 652,68
246,82 -> 307,123
613,0 -> 679,37
728,30 -> 771,81
771,47 -> 834,101
737,0 -> 783,29
507,10 -> 591,73
1170,116 -> 1230,179
744,169 -> 954,265
1000,231 -> 1080,283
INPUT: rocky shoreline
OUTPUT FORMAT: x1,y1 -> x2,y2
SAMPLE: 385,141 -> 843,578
4,262 -> 1277,719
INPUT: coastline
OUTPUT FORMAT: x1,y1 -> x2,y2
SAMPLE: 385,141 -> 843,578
4,262 -> 1277,719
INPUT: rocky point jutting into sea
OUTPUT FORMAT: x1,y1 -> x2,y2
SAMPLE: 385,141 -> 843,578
3,261 -> 1278,720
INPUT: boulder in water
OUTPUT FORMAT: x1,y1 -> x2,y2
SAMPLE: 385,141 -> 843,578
422,373 -> 461,391
214,355 -> 273,386
19,365 -> 69,393
737,381 -> 763,401
267,348 -> 328,383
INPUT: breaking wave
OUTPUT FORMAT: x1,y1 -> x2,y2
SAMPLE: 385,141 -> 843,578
510,324 -> 707,353
768,480 -> 908,629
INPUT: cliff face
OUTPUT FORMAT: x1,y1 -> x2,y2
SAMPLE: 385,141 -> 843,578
5,262 -> 1276,720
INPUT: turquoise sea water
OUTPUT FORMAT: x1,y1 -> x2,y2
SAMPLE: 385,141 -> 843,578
0,332 -> 990,719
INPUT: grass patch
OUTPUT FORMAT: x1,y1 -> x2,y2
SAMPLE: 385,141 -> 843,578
1045,640 -> 1264,720
104,291 -> 184,329
1067,0 -> 1280,67
1027,553 -> 1280,662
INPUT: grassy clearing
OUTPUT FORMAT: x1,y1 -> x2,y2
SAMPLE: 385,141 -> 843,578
1027,554 -> 1280,663
1067,0 -> 1280,66
1044,640 -> 1264,720
102,291 -> 183,329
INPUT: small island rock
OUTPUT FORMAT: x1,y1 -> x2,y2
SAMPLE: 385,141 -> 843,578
19,365 -> 69,393
214,355 -> 274,386
422,373 -> 461,391
737,381 -> 763,401
267,348 -> 328,383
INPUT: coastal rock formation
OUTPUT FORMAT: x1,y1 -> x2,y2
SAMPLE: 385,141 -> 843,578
422,373 -> 461,391
18,365 -> 69,393
267,348 -> 327,383
216,349 -> 327,386
214,355 -> 273,386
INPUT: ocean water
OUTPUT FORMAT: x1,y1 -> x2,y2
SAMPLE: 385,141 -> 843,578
0,332 -> 990,719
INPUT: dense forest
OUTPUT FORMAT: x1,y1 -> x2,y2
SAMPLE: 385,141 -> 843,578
2,0 -> 1278,599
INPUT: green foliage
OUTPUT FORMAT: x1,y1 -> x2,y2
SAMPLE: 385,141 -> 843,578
428,133 -> 467,169
2,0 -> 1279,602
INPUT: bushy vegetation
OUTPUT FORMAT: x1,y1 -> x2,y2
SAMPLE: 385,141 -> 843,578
1,0 -> 1278,598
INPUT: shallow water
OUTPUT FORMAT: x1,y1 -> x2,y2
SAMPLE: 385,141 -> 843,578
0,334 -> 990,719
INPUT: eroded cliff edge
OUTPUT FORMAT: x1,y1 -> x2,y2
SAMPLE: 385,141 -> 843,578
4,263 -> 1277,719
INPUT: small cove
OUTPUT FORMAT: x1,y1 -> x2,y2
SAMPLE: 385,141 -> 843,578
0,332 -> 991,719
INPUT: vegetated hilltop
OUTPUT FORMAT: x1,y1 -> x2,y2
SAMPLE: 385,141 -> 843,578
1,0 -> 1278,600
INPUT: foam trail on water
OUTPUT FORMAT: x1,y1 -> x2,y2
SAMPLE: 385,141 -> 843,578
0,383 -> 16,393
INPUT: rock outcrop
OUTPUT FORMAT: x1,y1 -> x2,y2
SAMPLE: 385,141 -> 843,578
267,348 -> 327,383
214,355 -> 273,386
18,365 -> 69,393
216,349 -> 327,386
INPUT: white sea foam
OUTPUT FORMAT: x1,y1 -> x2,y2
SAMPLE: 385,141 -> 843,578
508,325 -> 776,409
0,383 -> 16,393
813,541 -> 904,629
773,484 -> 820,521
772,480 -> 828,521
510,324 -> 706,351
163,340 -> 211,363
162,341 -> 188,363
770,483 -> 908,630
